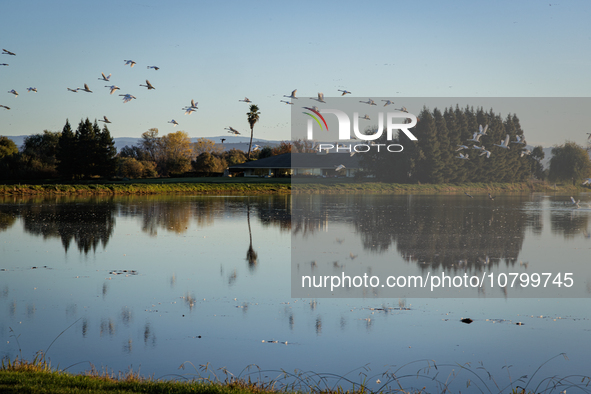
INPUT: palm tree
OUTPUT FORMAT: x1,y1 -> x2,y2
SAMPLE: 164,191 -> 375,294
246,104 -> 260,160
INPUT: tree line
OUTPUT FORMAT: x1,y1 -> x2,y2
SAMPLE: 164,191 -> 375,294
0,119 -> 298,181
360,105 -> 550,183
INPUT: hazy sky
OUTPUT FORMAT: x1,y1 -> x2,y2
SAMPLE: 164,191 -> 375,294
1,0 -> 589,147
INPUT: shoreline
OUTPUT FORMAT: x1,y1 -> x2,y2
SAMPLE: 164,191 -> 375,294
0,179 -> 587,196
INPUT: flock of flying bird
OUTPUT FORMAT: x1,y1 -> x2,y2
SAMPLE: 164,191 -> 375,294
455,124 -> 531,160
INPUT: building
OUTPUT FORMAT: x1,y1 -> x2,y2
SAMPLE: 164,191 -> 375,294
228,152 -> 362,178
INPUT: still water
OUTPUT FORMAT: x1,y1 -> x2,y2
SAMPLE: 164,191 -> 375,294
0,193 -> 590,392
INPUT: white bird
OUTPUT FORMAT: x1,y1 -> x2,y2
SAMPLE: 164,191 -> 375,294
226,127 -> 240,135
311,92 -> 325,103
478,124 -> 489,135
280,100 -> 294,105
472,145 -> 486,151
570,196 -> 580,207
494,134 -> 511,149
382,100 -> 394,107
0,105 -> 10,110
456,145 -> 470,151
582,178 -> 591,186
252,144 -> 261,151
520,149 -> 531,157
335,164 -> 346,171
147,66 -> 159,70
98,116 -> 111,123
338,89 -> 351,96
479,149 -> 491,159
98,72 -> 111,81
184,107 -> 197,115
239,97 -> 252,102
394,107 -> 408,112
8,89 -> 18,97
119,94 -> 136,103
2,49 -> 16,56
124,60 -> 136,67
67,88 -> 78,93
512,135 -> 526,145
27,87 -> 37,93
284,89 -> 298,99
360,98 -> 377,106
183,99 -> 198,109
468,132 -> 482,143
359,114 -> 370,120
79,83 -> 92,93
169,119 -> 179,127
140,80 -> 155,90
456,153 -> 469,160
105,85 -> 120,94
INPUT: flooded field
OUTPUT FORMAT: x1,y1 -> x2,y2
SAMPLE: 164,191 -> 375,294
1,193 -> 590,392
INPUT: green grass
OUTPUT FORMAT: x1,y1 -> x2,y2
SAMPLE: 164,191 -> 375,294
1,178 -> 588,196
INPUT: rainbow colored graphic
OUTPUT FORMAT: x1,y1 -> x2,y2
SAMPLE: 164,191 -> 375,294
303,107 -> 328,131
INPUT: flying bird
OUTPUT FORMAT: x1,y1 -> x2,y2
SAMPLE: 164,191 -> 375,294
140,80 -> 155,89
335,164 -> 346,171
456,153 -> 469,160
582,178 -> 591,186
394,106 -> 408,112
98,116 -> 111,123
226,127 -> 240,135
472,145 -> 486,151
488,193 -> 495,200
360,98 -> 377,106
311,92 -> 325,103
520,149 -> 531,157
456,145 -> 470,151
338,89 -> 351,96
67,88 -> 78,92
239,97 -> 252,102
7,89 -> 18,97
183,99 -> 198,109
98,72 -> 111,81
511,135 -> 526,145
105,85 -> 120,94
479,149 -> 491,158
220,138 -> 226,143
359,114 -> 370,120
27,87 -> 37,92
464,192 -> 473,198
0,105 -> 10,110
0,63 -> 8,66
2,49 -> 16,56
468,133 -> 482,143
284,89 -> 298,99
79,83 -> 92,93
478,124 -> 489,135
280,100 -> 294,105
124,60 -> 136,67
494,134 -> 511,149
147,66 -> 159,70
184,107 -> 197,115
168,119 -> 179,126
382,100 -> 394,107
119,94 -> 136,103
252,144 -> 261,151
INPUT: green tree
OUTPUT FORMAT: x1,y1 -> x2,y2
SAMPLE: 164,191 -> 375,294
548,141 -> 591,185
57,120 -> 77,179
246,104 -> 260,160
21,130 -> 61,178
0,136 -> 18,159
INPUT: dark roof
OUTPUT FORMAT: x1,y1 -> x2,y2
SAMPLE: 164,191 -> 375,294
229,153 -> 362,169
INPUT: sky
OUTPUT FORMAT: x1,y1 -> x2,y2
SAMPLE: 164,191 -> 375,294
1,0 -> 590,148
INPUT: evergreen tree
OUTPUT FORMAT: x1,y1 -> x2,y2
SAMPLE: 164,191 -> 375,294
57,119 -> 77,178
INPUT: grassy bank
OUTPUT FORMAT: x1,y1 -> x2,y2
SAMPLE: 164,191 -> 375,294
0,357 -> 553,394
0,178 -> 588,196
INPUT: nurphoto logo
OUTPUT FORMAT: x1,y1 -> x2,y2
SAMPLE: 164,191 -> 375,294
298,100 -> 419,153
